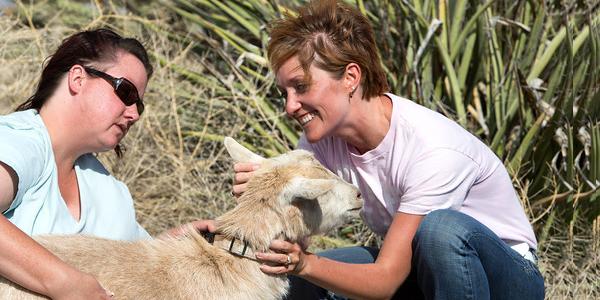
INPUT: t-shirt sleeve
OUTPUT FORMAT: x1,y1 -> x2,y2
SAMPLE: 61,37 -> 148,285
0,123 -> 46,211
398,148 -> 480,214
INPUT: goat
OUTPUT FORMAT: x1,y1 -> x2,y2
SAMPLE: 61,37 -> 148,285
0,137 -> 363,299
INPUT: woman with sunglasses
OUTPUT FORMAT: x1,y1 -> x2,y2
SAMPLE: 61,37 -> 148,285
0,29 -> 215,299
232,0 -> 545,299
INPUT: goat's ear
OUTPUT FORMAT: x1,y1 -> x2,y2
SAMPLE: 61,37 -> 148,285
224,137 -> 265,164
283,178 -> 335,202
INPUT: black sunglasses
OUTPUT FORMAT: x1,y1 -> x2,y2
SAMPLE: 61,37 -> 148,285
83,67 -> 144,115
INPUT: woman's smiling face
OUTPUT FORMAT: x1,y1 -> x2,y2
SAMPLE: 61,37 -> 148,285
276,55 -> 351,143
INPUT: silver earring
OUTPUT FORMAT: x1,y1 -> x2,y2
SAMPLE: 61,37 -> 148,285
349,86 -> 356,99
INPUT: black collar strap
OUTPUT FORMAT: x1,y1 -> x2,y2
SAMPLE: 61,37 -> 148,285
203,232 -> 261,261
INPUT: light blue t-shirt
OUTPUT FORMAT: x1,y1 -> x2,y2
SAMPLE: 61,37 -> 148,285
0,109 -> 150,241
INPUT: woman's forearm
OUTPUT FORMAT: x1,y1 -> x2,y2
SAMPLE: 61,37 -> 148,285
0,216 -> 77,297
299,253 -> 409,300
296,213 -> 423,300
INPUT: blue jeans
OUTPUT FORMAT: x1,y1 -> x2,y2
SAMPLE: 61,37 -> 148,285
285,209 -> 545,300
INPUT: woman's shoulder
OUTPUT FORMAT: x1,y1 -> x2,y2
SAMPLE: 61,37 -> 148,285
0,109 -> 45,130
388,94 -> 485,148
386,94 -> 502,174
0,109 -> 51,169
0,110 -> 51,157
387,94 -> 459,129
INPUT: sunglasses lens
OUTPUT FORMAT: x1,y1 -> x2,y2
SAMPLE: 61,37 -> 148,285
115,80 -> 143,115
86,67 -> 145,115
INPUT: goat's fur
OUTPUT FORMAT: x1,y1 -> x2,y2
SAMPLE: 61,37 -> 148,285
0,137 -> 363,299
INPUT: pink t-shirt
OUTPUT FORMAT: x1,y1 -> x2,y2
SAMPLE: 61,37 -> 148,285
297,94 -> 537,251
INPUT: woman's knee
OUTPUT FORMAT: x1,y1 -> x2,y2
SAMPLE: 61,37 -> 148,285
412,209 -> 478,260
415,210 -> 461,242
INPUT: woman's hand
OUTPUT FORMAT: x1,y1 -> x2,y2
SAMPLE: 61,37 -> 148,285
50,270 -> 115,300
231,162 -> 259,198
157,220 -> 217,240
256,239 -> 310,276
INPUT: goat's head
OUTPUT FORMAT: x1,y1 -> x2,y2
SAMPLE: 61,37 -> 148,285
216,137 -> 363,250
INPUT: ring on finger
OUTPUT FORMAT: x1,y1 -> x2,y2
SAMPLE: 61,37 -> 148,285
285,254 -> 292,266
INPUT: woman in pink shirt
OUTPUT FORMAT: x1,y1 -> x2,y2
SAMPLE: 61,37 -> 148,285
233,0 -> 544,299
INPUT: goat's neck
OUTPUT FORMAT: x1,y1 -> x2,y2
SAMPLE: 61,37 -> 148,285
203,232 -> 267,261
215,197 -> 297,252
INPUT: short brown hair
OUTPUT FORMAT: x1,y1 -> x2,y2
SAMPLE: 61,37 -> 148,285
267,0 -> 388,100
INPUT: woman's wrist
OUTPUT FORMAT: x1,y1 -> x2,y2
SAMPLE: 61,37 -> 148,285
44,263 -> 92,299
42,264 -> 75,298
296,251 -> 316,277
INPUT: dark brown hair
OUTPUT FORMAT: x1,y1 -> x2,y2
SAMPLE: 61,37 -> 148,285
267,0 -> 388,100
16,28 -> 153,157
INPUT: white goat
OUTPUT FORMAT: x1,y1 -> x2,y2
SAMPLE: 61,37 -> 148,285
0,137 -> 363,300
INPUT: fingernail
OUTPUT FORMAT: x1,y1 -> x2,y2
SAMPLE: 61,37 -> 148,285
256,252 -> 264,259
252,165 -> 259,171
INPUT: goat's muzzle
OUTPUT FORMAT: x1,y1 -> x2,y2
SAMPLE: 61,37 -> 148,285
348,192 -> 363,211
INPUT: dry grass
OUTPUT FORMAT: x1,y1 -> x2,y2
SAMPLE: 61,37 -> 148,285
0,6 -> 597,300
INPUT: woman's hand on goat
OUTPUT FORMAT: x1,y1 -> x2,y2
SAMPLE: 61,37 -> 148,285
232,162 -> 259,199
157,220 -> 217,240
257,239 -> 308,275
41,267 -> 114,300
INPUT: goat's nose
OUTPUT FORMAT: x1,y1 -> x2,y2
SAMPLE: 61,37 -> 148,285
357,191 -> 362,199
